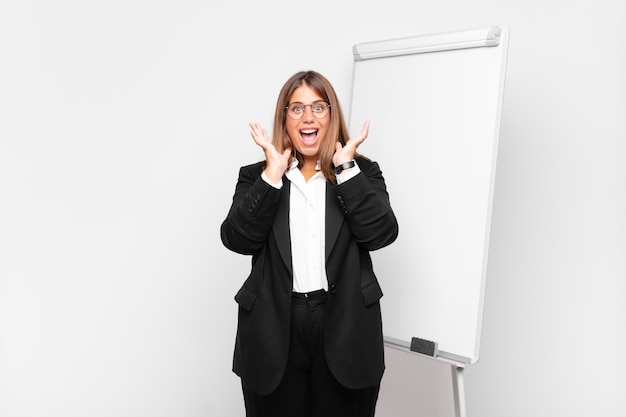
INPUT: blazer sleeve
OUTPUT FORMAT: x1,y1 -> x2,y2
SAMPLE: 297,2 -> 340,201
220,162 -> 283,255
334,157 -> 399,251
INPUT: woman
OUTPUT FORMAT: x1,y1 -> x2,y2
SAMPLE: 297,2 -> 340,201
221,70 -> 398,417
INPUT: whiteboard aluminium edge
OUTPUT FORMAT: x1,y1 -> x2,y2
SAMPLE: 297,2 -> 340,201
469,24 -> 510,365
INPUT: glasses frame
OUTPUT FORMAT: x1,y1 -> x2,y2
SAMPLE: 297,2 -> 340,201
284,100 -> 331,120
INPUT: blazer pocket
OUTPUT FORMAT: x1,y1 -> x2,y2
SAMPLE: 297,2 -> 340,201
361,280 -> 383,307
234,286 -> 258,311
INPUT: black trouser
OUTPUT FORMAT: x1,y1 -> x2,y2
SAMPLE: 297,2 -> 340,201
242,290 -> 380,417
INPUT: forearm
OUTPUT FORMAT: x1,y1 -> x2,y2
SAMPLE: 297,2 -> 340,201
335,160 -> 399,250
220,166 -> 282,254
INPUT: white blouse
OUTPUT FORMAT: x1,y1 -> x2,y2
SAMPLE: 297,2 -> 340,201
262,159 -> 360,292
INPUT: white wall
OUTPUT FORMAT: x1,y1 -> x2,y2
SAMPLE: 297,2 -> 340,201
1,1 -> 624,416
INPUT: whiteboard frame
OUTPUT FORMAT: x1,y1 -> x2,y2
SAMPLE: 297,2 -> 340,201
349,25 -> 509,365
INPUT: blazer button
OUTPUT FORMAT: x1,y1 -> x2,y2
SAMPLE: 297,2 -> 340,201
330,284 -> 337,294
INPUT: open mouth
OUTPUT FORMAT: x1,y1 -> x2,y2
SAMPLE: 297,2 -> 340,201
300,129 -> 318,146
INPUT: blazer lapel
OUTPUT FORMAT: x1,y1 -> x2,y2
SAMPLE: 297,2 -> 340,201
325,182 -> 344,262
272,180 -> 344,277
272,178 -> 292,276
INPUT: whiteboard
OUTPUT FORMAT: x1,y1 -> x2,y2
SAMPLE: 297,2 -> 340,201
349,26 -> 509,364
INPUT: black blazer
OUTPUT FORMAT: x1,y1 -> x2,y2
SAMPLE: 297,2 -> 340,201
221,156 -> 398,395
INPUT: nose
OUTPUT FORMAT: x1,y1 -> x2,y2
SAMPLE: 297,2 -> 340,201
302,106 -> 315,121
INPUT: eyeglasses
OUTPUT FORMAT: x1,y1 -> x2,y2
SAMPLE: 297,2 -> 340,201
285,101 -> 331,120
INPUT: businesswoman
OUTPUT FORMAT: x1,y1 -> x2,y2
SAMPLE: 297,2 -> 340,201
221,70 -> 398,417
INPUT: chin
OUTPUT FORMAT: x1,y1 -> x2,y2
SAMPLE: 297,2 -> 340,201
297,147 -> 321,157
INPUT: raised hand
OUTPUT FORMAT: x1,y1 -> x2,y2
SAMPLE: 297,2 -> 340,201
333,120 -> 370,167
249,122 -> 291,184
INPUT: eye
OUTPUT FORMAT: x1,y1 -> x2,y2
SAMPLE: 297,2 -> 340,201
291,104 -> 304,113
312,104 -> 324,112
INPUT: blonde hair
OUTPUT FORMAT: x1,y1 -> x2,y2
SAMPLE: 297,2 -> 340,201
271,71 -> 354,182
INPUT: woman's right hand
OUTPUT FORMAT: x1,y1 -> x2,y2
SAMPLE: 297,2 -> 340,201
249,122 -> 292,184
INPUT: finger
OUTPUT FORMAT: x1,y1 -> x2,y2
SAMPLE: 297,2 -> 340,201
249,123 -> 269,147
361,120 -> 370,138
249,129 -> 264,146
355,120 -> 369,142
249,122 -> 265,138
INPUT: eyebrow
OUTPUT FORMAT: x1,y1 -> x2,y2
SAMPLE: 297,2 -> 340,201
288,100 -> 327,105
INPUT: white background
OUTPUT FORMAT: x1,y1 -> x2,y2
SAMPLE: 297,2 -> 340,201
1,1 -> 624,416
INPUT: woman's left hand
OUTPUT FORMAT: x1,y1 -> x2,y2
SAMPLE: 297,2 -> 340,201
333,121 -> 370,166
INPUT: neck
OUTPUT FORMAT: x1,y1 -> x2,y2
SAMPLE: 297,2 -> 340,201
299,156 -> 319,171
298,157 -> 319,182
